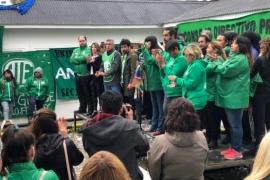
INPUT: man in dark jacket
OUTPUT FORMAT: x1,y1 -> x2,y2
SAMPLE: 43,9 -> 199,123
80,90 -> 150,180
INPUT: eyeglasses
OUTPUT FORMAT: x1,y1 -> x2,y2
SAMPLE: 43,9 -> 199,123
106,43 -> 112,45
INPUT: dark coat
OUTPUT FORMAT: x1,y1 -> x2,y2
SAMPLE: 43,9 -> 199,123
80,115 -> 150,180
123,50 -> 137,96
34,133 -> 84,180
87,55 -> 103,83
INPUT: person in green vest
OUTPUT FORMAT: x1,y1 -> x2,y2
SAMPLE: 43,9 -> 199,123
156,40 -> 187,108
207,36 -> 253,160
70,35 -> 94,116
203,41 -> 228,149
0,69 -> 18,120
141,36 -> 164,136
0,125 -> 59,180
120,39 -> 137,110
168,44 -> 207,112
96,39 -> 121,93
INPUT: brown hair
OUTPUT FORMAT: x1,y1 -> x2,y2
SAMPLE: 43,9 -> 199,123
209,41 -> 227,60
260,37 -> 270,60
79,151 -> 130,180
91,42 -> 101,54
28,108 -> 58,144
1,125 -> 35,169
164,97 -> 200,133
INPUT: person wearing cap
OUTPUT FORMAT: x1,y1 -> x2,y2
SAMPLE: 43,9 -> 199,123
24,67 -> 49,123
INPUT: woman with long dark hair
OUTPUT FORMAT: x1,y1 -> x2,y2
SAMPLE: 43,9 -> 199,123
28,108 -> 84,180
141,36 -> 164,136
208,36 -> 253,160
0,69 -> 18,120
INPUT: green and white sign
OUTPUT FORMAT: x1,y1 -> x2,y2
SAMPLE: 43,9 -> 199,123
0,50 -> 56,118
178,11 -> 270,43
50,48 -> 77,100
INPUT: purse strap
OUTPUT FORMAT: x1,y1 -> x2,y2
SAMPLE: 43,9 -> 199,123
63,139 -> 72,180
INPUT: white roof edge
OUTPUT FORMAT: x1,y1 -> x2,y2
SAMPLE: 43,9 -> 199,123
163,10 -> 266,27
3,25 -> 161,29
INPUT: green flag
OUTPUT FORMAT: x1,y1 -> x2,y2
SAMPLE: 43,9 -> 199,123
0,26 -> 4,53
0,50 -> 56,118
50,48 -> 78,100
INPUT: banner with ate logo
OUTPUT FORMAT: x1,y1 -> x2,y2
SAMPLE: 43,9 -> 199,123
0,50 -> 56,118
50,48 -> 78,100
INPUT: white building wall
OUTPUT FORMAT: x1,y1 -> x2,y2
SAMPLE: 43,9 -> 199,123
3,27 -> 163,52
2,27 -> 163,119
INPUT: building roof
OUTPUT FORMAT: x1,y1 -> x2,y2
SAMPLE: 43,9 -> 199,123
0,0 -> 208,26
166,0 -> 270,23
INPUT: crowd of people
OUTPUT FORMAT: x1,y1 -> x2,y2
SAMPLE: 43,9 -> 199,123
1,26 -> 270,179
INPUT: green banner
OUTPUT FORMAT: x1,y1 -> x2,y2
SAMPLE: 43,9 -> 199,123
177,11 -> 270,43
0,50 -> 56,118
0,26 -> 4,53
50,48 -> 78,100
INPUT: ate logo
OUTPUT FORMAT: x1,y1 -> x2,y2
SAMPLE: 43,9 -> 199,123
2,58 -> 35,85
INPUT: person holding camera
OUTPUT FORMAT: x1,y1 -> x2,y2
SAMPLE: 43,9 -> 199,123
80,90 -> 149,180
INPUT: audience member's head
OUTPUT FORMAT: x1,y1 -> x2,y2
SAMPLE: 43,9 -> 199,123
217,33 -> 229,48
245,132 -> 270,180
1,125 -> 35,171
259,37 -> 270,59
79,151 -> 130,180
164,97 -> 200,134
100,42 -> 106,53
28,108 -> 58,143
100,90 -> 123,115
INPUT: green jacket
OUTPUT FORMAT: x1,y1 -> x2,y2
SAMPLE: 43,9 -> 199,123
142,48 -> 163,91
0,162 -> 59,180
0,77 -> 18,102
70,45 -> 91,76
175,59 -> 207,110
204,55 -> 224,101
162,39 -> 184,63
208,52 -> 250,109
122,50 -> 138,96
160,53 -> 187,98
24,76 -> 49,100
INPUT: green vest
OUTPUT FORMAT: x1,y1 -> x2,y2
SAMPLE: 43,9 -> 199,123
102,51 -> 116,82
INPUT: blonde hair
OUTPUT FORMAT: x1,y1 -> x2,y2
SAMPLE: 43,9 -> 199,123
208,41 -> 227,61
245,132 -> 270,180
79,151 -> 130,180
183,44 -> 203,60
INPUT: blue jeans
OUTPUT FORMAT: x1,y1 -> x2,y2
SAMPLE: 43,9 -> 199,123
150,90 -> 164,132
27,96 -> 45,118
225,108 -> 244,152
1,101 -> 14,119
104,85 -> 121,93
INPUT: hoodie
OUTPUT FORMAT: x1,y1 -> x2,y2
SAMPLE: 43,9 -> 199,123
34,133 -> 84,180
148,131 -> 208,180
175,59 -> 208,110
80,115 -> 149,180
